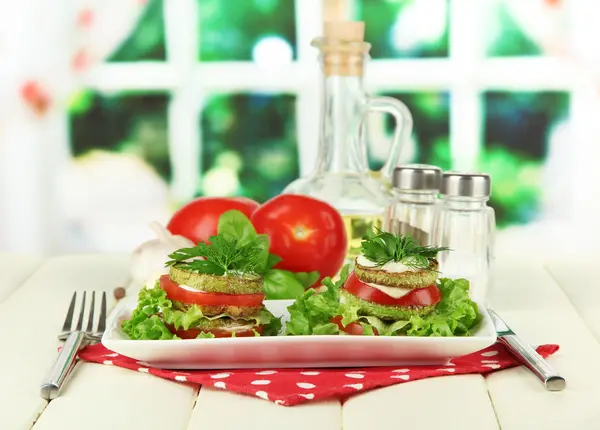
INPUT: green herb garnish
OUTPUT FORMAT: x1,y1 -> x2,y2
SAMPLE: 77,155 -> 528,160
166,210 -> 270,276
165,209 -> 319,299
360,229 -> 449,270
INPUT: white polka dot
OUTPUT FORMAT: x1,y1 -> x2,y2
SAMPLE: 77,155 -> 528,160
105,353 -> 119,357
175,375 -> 187,382
344,383 -> 363,390
345,373 -> 364,379
210,373 -> 231,379
137,361 -> 150,366
251,380 -> 271,386
482,364 -> 501,369
482,360 -> 499,363
297,382 -> 316,389
437,368 -> 455,373
482,351 -> 499,357
446,363 -> 456,366
138,367 -> 149,373
255,391 -> 269,400
103,360 -> 113,365
214,381 -> 227,389
300,371 -> 320,376
299,393 -> 315,399
392,369 -> 410,373
391,375 -> 410,380
275,400 -> 285,405
256,370 -> 277,375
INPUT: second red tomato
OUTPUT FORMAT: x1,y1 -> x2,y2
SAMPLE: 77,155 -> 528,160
251,194 -> 347,285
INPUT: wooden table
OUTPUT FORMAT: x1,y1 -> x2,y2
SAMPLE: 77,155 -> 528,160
2,253 -> 600,430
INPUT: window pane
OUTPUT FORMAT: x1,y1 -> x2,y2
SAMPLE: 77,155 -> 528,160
200,93 -> 298,202
64,91 -> 171,252
109,0 -> 166,62
483,91 -> 569,226
368,92 -> 450,170
198,0 -> 297,61
356,0 -> 449,59
485,0 -> 550,57
69,91 -> 171,181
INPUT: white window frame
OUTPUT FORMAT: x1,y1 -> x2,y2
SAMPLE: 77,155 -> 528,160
75,0 -> 597,237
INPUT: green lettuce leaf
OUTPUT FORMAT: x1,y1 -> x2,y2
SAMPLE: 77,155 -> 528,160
405,278 -> 481,337
121,287 -> 177,340
121,287 -> 282,339
285,265 -> 349,335
286,267 -> 481,337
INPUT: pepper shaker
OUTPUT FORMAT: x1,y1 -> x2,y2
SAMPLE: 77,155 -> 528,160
432,172 -> 496,304
385,164 -> 442,246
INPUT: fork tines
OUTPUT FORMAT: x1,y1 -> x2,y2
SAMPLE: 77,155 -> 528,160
59,291 -> 107,340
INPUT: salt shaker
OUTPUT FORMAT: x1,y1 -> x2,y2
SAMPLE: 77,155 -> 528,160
385,164 -> 442,246
433,172 -> 495,304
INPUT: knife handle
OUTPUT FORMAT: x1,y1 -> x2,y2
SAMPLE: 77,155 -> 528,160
499,335 -> 565,391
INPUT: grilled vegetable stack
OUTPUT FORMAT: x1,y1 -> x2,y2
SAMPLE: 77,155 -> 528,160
340,231 -> 446,321
121,210 -> 282,340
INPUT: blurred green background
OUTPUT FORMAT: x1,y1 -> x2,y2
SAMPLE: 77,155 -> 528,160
69,0 -> 569,228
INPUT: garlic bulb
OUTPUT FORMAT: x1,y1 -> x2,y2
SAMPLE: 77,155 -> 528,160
130,221 -> 195,287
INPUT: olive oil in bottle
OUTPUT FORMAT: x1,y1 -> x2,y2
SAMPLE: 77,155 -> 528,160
342,213 -> 383,260
282,21 -> 413,265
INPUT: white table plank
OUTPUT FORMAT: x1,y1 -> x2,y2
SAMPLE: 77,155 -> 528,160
188,387 -> 342,430
0,255 -> 130,430
0,253 -> 43,304
544,259 -> 600,342
485,260 -> 600,430
33,363 -> 196,430
343,375 -> 499,430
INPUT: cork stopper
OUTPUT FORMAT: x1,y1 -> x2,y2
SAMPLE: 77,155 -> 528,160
313,21 -> 370,77
323,21 -> 365,42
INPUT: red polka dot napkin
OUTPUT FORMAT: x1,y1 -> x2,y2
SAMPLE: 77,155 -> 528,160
78,343 -> 559,406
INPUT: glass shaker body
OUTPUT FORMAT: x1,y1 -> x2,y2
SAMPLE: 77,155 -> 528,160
433,175 -> 495,305
387,191 -> 439,246
385,164 -> 442,246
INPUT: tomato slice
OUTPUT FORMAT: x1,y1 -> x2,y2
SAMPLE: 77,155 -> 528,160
343,272 -> 441,307
166,323 -> 264,339
159,275 -> 265,307
330,316 -> 379,335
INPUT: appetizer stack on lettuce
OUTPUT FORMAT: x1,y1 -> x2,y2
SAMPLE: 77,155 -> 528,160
286,230 -> 482,337
122,210 -> 285,339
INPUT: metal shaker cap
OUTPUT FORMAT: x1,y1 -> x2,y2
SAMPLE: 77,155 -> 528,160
392,164 -> 442,191
440,172 -> 491,198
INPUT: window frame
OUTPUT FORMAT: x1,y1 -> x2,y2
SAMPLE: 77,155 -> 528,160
74,0 -> 593,233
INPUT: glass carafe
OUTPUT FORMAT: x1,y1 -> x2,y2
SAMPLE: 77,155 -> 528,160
283,21 -> 413,261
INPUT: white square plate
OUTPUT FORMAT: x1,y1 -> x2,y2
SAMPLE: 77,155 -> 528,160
101,298 -> 497,369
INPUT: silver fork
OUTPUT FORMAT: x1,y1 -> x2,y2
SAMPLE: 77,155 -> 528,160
40,291 -> 107,400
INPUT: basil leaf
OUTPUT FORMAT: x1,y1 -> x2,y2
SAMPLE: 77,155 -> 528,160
217,209 -> 257,246
264,269 -> 306,300
292,271 -> 320,288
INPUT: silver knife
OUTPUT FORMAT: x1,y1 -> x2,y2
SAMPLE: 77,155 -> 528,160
487,309 -> 565,391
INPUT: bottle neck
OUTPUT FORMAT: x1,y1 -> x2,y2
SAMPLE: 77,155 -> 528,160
315,73 -> 366,174
439,196 -> 489,210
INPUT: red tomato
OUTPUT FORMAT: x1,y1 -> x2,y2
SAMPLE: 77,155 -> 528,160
251,194 -> 347,285
330,315 -> 379,335
160,275 -> 265,307
343,272 -> 442,307
166,323 -> 264,339
167,197 -> 260,244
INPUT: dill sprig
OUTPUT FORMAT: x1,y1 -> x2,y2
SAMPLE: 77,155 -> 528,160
360,229 -> 449,270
